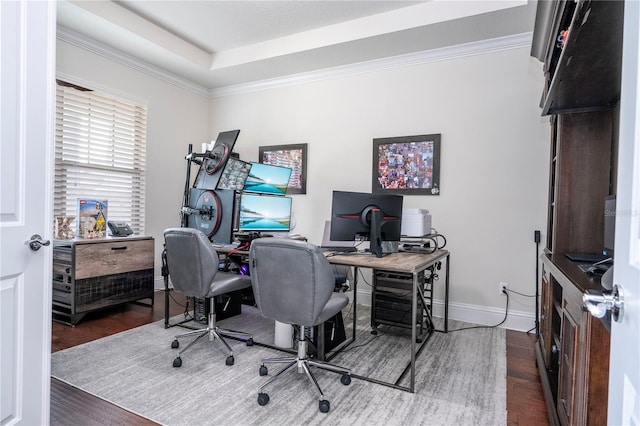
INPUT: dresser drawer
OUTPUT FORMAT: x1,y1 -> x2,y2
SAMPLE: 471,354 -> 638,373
74,239 -> 154,279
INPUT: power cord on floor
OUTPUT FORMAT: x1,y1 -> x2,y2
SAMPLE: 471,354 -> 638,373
182,297 -> 195,322
340,328 -> 386,353
447,290 -> 510,332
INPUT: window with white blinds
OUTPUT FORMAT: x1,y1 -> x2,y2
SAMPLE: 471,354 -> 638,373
54,81 -> 147,236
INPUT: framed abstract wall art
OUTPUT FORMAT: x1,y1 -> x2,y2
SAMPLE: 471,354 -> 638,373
372,134 -> 441,195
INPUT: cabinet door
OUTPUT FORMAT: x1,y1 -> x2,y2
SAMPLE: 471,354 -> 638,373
540,266 -> 552,367
558,309 -> 579,425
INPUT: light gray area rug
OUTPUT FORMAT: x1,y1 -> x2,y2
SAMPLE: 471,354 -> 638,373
51,305 -> 506,426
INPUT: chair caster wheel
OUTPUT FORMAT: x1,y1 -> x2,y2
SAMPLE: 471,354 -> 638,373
257,392 -> 270,406
259,365 -> 268,376
225,355 -> 234,366
371,329 -> 378,335
319,399 -> 330,413
173,357 -> 182,368
171,339 -> 179,349
341,374 -> 351,385
246,338 -> 254,346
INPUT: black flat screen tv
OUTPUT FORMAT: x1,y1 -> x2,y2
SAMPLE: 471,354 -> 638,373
330,190 -> 403,257
238,193 -> 292,233
216,157 -> 251,191
243,162 -> 292,196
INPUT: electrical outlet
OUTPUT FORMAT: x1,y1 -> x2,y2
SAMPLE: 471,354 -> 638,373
498,282 -> 508,295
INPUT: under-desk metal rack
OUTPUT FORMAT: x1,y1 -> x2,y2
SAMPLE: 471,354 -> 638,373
371,265 -> 436,342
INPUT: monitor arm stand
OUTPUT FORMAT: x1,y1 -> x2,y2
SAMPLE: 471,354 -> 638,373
369,208 -> 384,258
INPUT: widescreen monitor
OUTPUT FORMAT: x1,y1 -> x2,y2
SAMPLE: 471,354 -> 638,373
216,157 -> 251,191
238,193 -> 292,233
243,162 -> 292,196
330,190 -> 403,257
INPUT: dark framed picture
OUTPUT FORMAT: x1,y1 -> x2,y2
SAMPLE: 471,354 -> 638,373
259,143 -> 307,194
372,134 -> 441,195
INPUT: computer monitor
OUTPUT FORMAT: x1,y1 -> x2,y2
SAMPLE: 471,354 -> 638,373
603,195 -> 616,257
238,193 -> 292,233
330,190 -> 403,257
216,157 -> 251,191
242,162 -> 292,196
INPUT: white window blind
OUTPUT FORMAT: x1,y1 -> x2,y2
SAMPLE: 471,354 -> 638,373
54,81 -> 147,236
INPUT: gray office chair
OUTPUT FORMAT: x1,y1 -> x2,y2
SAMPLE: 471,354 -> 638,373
321,220 -> 354,291
249,238 -> 352,413
164,227 -> 253,367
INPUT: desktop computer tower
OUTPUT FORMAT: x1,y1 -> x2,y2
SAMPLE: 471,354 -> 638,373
194,290 -> 242,324
306,311 -> 346,358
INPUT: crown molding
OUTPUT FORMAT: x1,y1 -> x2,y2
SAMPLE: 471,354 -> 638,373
56,26 -> 211,98
212,32 -> 533,98
57,26 -> 532,100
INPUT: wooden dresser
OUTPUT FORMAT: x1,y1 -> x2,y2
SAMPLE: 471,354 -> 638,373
52,236 -> 155,325
531,1 -> 623,424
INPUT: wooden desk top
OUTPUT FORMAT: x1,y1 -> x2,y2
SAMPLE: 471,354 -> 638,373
326,249 -> 449,274
213,242 -> 449,274
213,244 -> 249,255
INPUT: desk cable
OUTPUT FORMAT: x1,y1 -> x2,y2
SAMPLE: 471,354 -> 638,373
399,229 -> 447,253
427,229 -> 447,250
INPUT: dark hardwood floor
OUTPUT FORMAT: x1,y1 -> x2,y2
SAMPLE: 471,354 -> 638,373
506,329 -> 550,426
51,292 -> 549,425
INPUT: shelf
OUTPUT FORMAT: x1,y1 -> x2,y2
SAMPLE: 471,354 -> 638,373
541,0 -> 624,115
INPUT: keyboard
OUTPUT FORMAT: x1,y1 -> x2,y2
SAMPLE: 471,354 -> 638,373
321,246 -> 357,253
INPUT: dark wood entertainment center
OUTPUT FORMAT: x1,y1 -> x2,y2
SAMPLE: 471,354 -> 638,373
531,1 -> 623,425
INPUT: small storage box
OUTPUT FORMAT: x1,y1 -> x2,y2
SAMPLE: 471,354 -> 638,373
401,209 -> 432,237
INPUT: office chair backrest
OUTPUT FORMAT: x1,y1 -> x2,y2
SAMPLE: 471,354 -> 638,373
164,227 -> 220,298
249,238 -> 335,327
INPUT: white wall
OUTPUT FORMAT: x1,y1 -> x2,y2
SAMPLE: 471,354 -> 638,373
210,45 -> 550,330
56,35 -> 550,331
56,39 -> 211,279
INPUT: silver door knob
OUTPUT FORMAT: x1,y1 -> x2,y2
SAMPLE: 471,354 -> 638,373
25,234 -> 50,251
582,284 -> 624,322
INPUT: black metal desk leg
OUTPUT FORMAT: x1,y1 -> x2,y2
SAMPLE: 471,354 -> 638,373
445,254 -> 450,333
352,267 -> 358,341
164,271 -> 170,328
410,271 -> 418,392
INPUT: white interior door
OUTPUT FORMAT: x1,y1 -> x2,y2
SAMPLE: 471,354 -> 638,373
0,1 -> 56,424
608,1 -> 640,424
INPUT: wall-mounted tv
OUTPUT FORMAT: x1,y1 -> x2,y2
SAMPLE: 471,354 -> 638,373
243,162 -> 292,196
216,157 -> 251,191
238,193 -> 292,232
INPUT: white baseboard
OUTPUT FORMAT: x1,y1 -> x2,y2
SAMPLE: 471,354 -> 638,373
356,287 -> 535,333
155,276 -> 167,291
